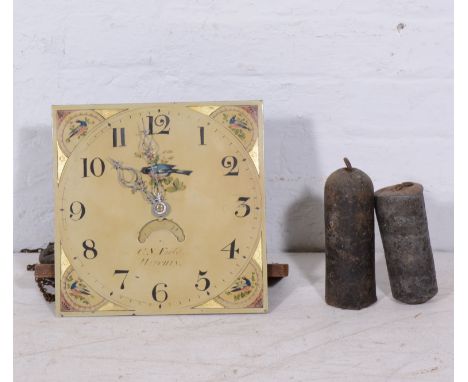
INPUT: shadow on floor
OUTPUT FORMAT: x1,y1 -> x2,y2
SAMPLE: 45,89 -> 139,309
268,252 -> 326,312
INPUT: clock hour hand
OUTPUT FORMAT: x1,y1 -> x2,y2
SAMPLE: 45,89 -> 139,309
141,164 -> 192,178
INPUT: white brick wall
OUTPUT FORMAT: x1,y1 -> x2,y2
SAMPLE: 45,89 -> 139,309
14,0 -> 453,257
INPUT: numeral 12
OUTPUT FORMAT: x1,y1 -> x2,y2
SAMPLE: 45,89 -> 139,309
147,115 -> 170,135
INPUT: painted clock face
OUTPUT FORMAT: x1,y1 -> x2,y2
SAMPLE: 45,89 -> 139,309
57,105 -> 263,313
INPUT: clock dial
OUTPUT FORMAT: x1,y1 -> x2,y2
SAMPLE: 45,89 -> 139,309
57,105 -> 263,313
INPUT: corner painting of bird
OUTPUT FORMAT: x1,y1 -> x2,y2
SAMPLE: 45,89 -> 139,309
141,163 -> 192,179
229,277 -> 253,294
69,281 -> 91,297
66,119 -> 89,142
229,115 -> 251,131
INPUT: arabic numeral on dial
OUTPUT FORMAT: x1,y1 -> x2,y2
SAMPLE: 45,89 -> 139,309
235,197 -> 250,218
69,201 -> 85,220
221,239 -> 239,259
82,157 -> 105,178
152,283 -> 168,307
221,156 -> 239,176
147,114 -> 170,135
112,128 -> 126,147
198,126 -> 206,145
195,270 -> 211,295
82,239 -> 97,259
113,270 -> 129,289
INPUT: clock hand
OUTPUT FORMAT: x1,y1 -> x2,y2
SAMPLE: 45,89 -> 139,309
141,163 -> 192,199
109,158 -> 170,218
136,121 -> 170,215
141,160 -> 170,217
152,191 -> 170,217
109,159 -> 143,192
141,164 -> 192,177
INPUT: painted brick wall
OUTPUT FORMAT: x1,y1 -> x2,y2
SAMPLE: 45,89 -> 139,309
14,0 -> 453,258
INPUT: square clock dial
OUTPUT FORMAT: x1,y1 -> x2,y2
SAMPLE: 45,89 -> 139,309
53,101 -> 267,316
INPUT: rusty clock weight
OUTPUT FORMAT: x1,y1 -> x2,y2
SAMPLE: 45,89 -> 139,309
375,182 -> 438,304
324,158 -> 377,310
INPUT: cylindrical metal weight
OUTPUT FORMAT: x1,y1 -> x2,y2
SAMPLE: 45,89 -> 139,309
375,182 -> 438,304
324,158 -> 377,310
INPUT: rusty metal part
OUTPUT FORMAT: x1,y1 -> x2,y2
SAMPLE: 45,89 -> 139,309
26,264 -> 36,271
26,264 -> 55,302
267,263 -> 289,279
267,263 -> 289,287
324,158 -> 376,310
35,278 -> 55,302
34,263 -> 55,278
375,182 -> 438,304
21,242 -> 54,262
23,243 -> 56,302
38,242 -> 55,264
20,247 -> 44,253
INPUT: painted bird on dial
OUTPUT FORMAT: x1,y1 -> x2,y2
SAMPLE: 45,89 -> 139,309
141,164 -> 192,179
229,115 -> 250,130
68,120 -> 88,140
230,277 -> 252,293
70,281 -> 91,296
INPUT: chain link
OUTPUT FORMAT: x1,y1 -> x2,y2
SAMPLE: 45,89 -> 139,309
24,243 -> 55,303
36,278 -> 55,302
